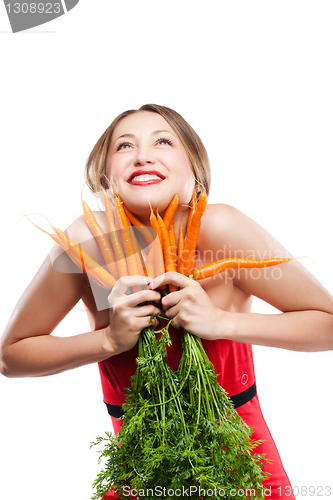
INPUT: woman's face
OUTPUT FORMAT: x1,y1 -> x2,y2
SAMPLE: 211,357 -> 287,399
106,111 -> 195,218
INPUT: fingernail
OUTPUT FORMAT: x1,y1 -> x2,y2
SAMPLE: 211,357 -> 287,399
143,277 -> 152,283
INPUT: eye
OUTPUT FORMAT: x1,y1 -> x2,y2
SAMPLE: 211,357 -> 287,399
156,137 -> 173,146
116,141 -> 133,151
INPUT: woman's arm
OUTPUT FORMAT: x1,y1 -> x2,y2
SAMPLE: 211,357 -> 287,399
150,204 -> 333,352
219,205 -> 333,351
222,308 -> 333,352
0,255 -> 161,378
0,212 -> 161,378
0,254 -> 113,377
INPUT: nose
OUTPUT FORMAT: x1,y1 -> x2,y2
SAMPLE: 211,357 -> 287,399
133,145 -> 155,166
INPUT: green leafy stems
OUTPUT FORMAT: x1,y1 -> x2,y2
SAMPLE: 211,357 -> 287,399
91,315 -> 271,500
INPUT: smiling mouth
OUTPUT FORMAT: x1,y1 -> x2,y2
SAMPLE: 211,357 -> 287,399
128,170 -> 166,186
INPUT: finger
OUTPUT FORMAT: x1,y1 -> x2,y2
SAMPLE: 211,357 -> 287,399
149,272 -> 193,291
110,289 -> 161,308
135,304 -> 161,318
131,289 -> 162,307
163,303 -> 180,320
161,289 -> 182,309
167,311 -> 181,329
136,315 -> 160,330
112,276 -> 153,296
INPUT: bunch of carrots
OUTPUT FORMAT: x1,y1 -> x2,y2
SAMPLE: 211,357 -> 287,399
32,188 -> 293,500
37,187 -> 291,290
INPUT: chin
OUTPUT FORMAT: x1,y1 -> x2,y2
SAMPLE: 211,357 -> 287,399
122,197 -> 152,217
124,185 -> 171,210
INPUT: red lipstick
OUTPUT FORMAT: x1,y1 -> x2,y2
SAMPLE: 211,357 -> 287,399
127,170 -> 166,186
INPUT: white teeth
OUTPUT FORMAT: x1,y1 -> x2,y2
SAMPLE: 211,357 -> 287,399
132,174 -> 162,182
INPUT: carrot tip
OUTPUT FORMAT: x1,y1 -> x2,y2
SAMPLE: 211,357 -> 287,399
295,256 -> 316,264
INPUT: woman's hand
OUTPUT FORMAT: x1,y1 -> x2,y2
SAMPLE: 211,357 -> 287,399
149,272 -> 226,340
106,276 -> 162,355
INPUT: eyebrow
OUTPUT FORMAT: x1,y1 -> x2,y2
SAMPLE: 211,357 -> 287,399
114,130 -> 175,141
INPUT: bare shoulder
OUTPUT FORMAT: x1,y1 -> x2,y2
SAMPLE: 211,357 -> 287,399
66,210 -> 108,242
200,203 -> 240,231
49,210 -> 107,263
197,203 -> 333,315
198,203 -> 290,259
198,203 -> 245,253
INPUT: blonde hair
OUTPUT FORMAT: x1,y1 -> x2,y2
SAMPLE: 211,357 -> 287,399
85,104 -> 211,204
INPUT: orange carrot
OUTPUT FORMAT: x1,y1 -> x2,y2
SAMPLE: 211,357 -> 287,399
114,195 -> 145,289
81,195 -> 118,279
149,206 -> 163,250
163,194 -> 178,232
190,254 -> 197,275
112,195 -> 130,265
143,245 -> 156,279
115,195 -> 132,256
151,233 -> 166,280
51,226 -> 116,288
122,206 -> 144,227
24,215 -> 116,288
157,213 -> 177,292
145,203 -> 166,281
128,225 -> 145,276
186,187 -> 197,236
123,205 -> 155,247
113,204 -> 130,271
104,191 -> 128,278
120,204 -> 145,277
187,188 -> 198,274
192,257 -> 293,280
179,191 -> 207,276
178,218 -> 184,271
168,220 -> 177,272
78,245 -> 86,274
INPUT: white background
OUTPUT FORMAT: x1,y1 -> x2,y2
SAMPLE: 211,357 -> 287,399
0,1 -> 332,499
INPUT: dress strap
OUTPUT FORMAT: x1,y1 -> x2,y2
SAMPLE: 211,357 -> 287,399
104,382 -> 257,418
230,382 -> 256,408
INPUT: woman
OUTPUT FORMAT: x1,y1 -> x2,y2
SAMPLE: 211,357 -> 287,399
1,104 -> 333,499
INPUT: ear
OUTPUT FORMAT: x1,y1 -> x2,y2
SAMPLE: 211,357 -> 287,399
195,181 -> 204,200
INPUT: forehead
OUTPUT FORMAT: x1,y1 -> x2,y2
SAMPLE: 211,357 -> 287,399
112,111 -> 174,140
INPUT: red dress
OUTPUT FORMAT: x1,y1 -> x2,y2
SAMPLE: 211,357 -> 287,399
98,322 -> 295,499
